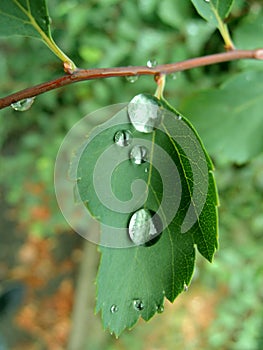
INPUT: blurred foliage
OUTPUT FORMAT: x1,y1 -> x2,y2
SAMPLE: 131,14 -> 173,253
0,0 -> 262,348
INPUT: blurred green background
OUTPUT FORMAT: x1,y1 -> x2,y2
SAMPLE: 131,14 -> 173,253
0,0 -> 263,349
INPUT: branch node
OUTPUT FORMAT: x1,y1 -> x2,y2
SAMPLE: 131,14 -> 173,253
255,49 -> 263,60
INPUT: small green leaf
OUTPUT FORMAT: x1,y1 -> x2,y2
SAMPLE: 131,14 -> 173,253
191,0 -> 234,27
0,0 -> 76,69
76,95 -> 218,335
181,70 -> 263,164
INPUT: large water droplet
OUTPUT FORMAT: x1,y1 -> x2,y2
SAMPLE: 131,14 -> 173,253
110,304 -> 118,313
128,209 -> 162,246
146,59 -> 157,68
133,299 -> 144,311
130,145 -> 148,165
125,75 -> 139,83
156,304 -> 164,313
114,130 -> 132,147
128,93 -> 163,133
11,97 -> 35,111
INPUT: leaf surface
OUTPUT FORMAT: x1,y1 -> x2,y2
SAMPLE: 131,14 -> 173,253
191,0 -> 234,27
77,96 -> 218,336
181,70 -> 263,164
0,0 -> 51,39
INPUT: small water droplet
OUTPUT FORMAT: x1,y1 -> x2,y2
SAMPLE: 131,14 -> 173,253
128,93 -> 163,133
125,75 -> 139,83
128,209 -> 162,246
177,115 -> 182,120
183,283 -> 189,292
156,304 -> 164,313
146,59 -> 158,68
144,167 -> 148,173
204,0 -> 210,2
42,15 -> 52,25
133,299 -> 144,311
114,130 -> 132,147
171,73 -> 177,80
11,97 -> 35,111
130,145 -> 148,165
110,304 -> 118,313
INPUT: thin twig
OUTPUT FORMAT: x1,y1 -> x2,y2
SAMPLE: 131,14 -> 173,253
0,48 -> 263,110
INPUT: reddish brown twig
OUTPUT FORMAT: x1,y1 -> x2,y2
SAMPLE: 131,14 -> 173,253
0,49 -> 262,110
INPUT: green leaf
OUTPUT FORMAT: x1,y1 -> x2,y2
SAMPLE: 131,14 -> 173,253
181,70 -> 263,164
158,0 -> 192,29
0,0 -> 76,69
234,9 -> 263,70
0,0 -> 51,38
191,0 -> 234,27
76,95 -> 218,335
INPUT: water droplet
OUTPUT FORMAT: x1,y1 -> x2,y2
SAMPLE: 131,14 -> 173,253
171,73 -> 177,80
204,0 -> 210,2
144,167 -> 148,173
128,93 -> 163,133
146,59 -> 158,68
156,304 -> 164,313
125,75 -> 139,83
110,304 -> 118,313
133,299 -> 144,311
178,115 -> 182,120
42,15 -> 52,25
130,145 -> 148,165
11,97 -> 35,111
128,209 -> 162,246
183,283 -> 189,292
114,130 -> 132,147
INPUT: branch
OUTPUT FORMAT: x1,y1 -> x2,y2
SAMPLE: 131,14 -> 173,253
1,48 -> 263,110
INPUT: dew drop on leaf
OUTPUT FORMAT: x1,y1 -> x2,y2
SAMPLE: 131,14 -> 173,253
156,304 -> 164,313
125,75 -> 139,83
130,145 -> 148,165
128,209 -> 162,246
183,283 -> 189,292
146,59 -> 157,68
133,299 -> 144,311
11,97 -> 35,111
110,304 -> 118,314
114,130 -> 132,147
127,93 -> 163,133
42,15 -> 52,25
